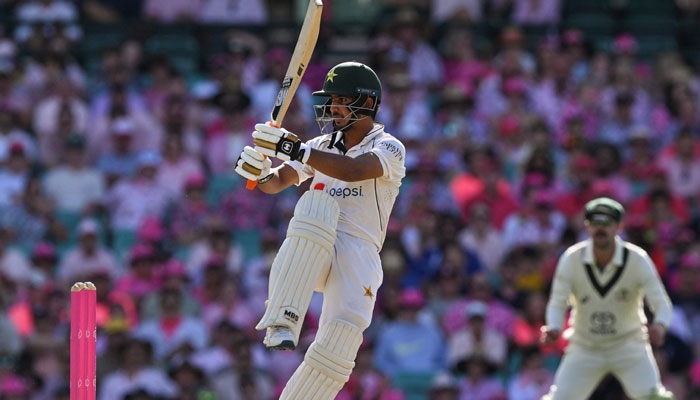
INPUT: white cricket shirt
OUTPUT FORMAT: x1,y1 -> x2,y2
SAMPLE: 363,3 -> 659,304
545,236 -> 673,348
286,124 -> 405,251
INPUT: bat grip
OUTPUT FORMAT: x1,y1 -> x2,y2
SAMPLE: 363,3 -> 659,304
246,122 -> 280,191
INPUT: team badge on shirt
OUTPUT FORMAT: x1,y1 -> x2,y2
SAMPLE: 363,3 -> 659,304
363,285 -> 374,300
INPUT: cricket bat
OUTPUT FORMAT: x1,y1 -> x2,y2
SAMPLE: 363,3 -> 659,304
246,0 -> 323,190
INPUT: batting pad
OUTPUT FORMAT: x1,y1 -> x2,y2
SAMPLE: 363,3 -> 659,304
280,320 -> 364,400
255,190 -> 339,342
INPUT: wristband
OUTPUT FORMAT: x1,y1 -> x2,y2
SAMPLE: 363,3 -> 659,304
258,173 -> 274,184
299,143 -> 311,164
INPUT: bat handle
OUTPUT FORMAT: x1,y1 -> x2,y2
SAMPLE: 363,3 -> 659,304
246,177 -> 258,190
245,122 -> 280,191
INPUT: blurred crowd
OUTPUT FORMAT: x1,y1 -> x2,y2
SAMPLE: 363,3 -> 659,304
0,0 -> 700,399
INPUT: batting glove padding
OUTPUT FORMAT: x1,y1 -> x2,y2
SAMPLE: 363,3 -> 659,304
253,123 -> 311,163
235,146 -> 272,181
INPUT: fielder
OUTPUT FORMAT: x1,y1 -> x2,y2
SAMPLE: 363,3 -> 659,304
234,61 -> 405,399
541,197 -> 674,400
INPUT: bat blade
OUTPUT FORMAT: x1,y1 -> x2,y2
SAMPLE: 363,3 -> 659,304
247,0 -> 323,190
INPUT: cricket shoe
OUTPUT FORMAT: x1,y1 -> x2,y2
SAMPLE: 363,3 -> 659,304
263,326 -> 296,351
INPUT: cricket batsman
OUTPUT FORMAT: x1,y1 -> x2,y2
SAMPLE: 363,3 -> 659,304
540,197 -> 674,400
234,61 -> 405,399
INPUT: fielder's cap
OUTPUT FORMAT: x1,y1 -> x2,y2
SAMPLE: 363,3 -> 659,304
584,197 -> 624,222
465,300 -> 488,319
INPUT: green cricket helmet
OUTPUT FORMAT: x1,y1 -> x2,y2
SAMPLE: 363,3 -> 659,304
312,62 -> 382,137
312,61 -> 382,103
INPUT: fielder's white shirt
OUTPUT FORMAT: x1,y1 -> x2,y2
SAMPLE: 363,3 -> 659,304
546,236 -> 672,348
286,124 -> 405,251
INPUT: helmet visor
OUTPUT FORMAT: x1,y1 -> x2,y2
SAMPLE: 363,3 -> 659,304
313,96 -> 376,136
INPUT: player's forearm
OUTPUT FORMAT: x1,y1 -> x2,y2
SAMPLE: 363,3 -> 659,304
258,167 -> 295,194
258,176 -> 285,194
546,260 -> 571,330
645,283 -> 673,328
545,303 -> 567,331
641,259 -> 673,328
306,149 -> 379,182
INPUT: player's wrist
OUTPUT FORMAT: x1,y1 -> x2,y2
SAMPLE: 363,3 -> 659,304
258,173 -> 275,184
298,143 -> 311,163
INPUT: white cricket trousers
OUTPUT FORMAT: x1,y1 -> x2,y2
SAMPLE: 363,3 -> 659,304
544,337 -> 667,400
315,231 -> 383,331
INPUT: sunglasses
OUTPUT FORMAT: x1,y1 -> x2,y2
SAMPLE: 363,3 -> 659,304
588,219 -> 616,227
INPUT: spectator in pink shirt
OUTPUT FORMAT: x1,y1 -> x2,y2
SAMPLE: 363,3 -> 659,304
506,347 -> 553,400
442,273 -> 515,338
442,27 -> 489,91
457,355 -> 506,400
159,93 -> 202,157
88,86 -> 163,162
156,134 -> 203,198
185,217 -> 243,282
140,259 -> 199,321
58,218 -> 118,282
32,79 -> 87,166
133,287 -> 209,361
43,135 -> 105,213
387,8 -> 444,90
170,173 -> 210,246
104,150 -> 172,231
98,337 -> 177,400
204,90 -> 255,175
199,259 -> 255,331
114,243 -> 160,302
447,301 -> 508,370
659,129 -> 700,199
96,117 -> 138,187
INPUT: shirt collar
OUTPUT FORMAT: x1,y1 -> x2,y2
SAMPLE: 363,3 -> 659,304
354,124 -> 384,149
583,236 -> 624,267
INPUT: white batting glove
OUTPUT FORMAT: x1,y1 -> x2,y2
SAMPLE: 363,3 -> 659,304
235,146 -> 272,181
252,123 -> 311,163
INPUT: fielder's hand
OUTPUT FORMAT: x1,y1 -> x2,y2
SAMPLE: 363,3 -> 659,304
235,146 -> 272,182
252,123 -> 311,163
540,326 -> 560,345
